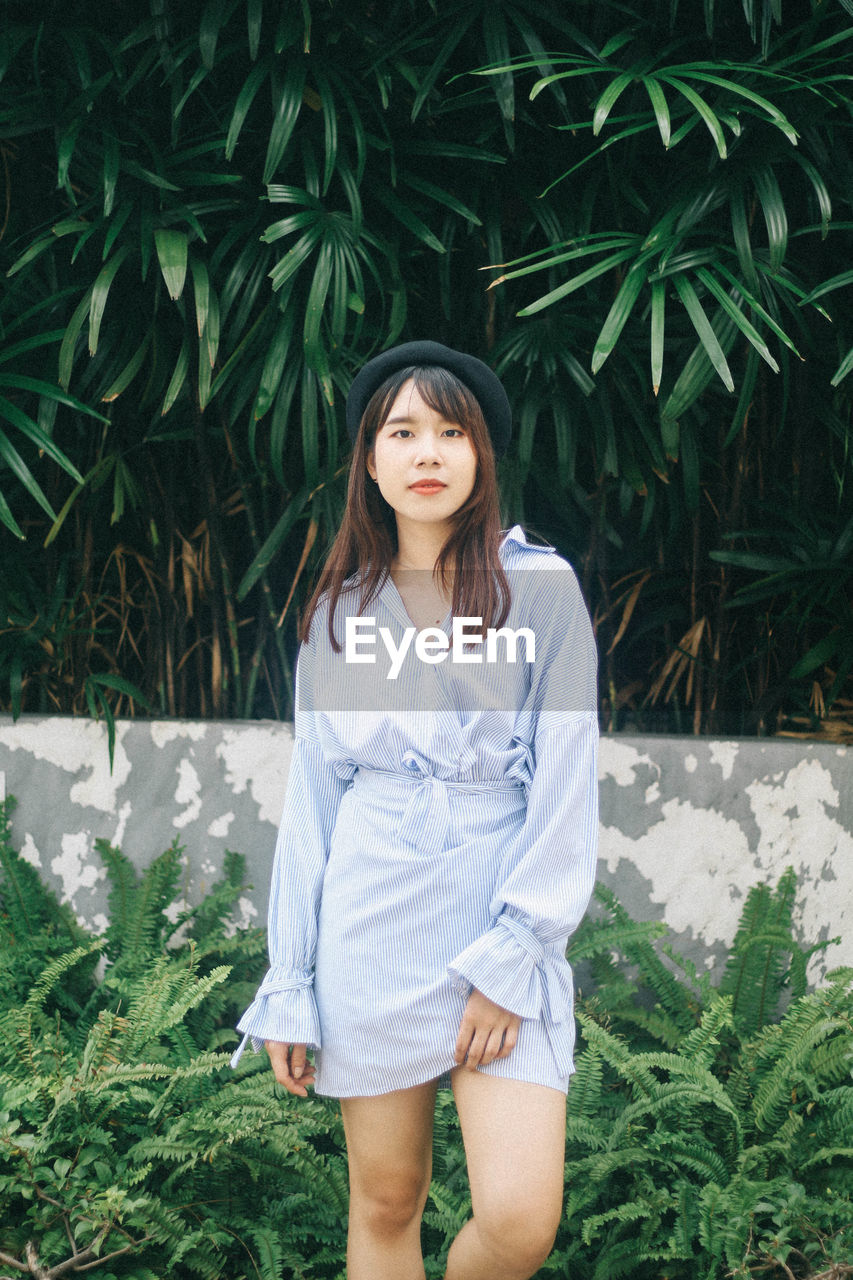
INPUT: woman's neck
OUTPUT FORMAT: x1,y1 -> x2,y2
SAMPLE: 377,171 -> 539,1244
391,523 -> 453,573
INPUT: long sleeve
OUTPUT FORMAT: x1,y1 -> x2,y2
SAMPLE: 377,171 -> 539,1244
230,632 -> 350,1067
446,559 -> 599,1077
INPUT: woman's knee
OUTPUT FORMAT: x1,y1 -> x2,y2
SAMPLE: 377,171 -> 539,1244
350,1164 -> 430,1237
476,1191 -> 562,1274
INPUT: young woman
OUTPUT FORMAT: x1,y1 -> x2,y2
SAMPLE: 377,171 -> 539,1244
231,341 -> 599,1280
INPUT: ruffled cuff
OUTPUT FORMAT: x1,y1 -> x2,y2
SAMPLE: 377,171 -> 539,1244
447,911 -> 576,1077
229,969 -> 320,1069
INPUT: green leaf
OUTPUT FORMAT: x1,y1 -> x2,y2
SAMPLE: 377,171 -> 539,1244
0,330 -> 67,365
264,60 -> 306,184
312,66 -> 338,196
303,238 -> 333,375
650,280 -> 665,395
753,166 -> 787,273
411,11 -> 477,122
643,76 -> 671,147
225,62 -> 268,160
89,249 -> 129,356
161,335 -> 190,416
401,173 -> 482,226
830,345 -> 853,388
518,247 -> 637,317
59,287 -> 94,388
714,263 -> 801,356
254,311 -> 296,419
372,185 -> 445,254
0,488 -> 24,539
154,229 -> 188,301
189,256 -> 210,337
199,0 -> 228,69
668,67 -> 799,144
267,224 -> 323,292
660,74 -> 728,158
661,310 -> 737,426
237,489 -> 312,599
247,0 -> 263,59
483,6 -> 515,127
695,268 -> 779,373
102,128 -> 120,217
593,71 -> 635,135
0,426 -> 57,520
672,274 -> 734,391
0,375 -> 109,425
798,269 -> 853,308
0,396 -> 85,482
591,264 -> 648,375
101,332 -> 152,402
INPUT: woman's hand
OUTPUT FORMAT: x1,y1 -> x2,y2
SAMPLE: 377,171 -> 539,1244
265,1040 -> 315,1097
454,989 -> 521,1071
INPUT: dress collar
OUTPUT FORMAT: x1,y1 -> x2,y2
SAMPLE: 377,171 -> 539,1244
500,524 -> 555,554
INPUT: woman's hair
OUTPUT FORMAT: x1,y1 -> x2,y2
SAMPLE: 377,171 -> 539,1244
299,364 -> 511,652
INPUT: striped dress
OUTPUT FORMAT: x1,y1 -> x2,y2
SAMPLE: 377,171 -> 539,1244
231,525 -> 599,1097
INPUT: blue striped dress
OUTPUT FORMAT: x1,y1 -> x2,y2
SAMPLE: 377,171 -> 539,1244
231,525 -> 599,1097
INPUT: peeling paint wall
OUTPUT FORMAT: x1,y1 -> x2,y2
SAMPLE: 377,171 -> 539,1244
1,716 -> 850,984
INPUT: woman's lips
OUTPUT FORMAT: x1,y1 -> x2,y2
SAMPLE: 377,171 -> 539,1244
410,481 -> 446,492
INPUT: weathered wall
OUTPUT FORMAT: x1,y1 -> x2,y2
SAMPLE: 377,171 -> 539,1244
1,715 -> 850,983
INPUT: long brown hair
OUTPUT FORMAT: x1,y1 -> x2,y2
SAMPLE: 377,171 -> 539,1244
300,365 -> 511,652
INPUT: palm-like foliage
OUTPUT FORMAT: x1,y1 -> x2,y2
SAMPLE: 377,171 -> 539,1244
0,0 -> 851,731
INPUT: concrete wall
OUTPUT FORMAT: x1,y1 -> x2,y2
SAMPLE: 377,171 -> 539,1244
0,715 -> 850,984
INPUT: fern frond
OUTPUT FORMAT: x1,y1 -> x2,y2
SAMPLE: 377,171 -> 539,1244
568,917 -> 668,962
0,798 -> 83,946
581,1196 -> 658,1245
591,1233 -> 659,1280
801,1145 -> 853,1169
98,837 -> 183,961
751,996 -> 850,1132
564,1116 -> 609,1150
677,995 -> 734,1067
20,940 -> 104,1019
575,1011 -> 660,1096
566,1045 -> 604,1117
592,883 -> 698,1029
719,869 -> 808,1035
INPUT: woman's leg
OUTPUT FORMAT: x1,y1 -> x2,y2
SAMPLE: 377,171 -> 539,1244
445,1068 -> 566,1280
340,1079 -> 439,1280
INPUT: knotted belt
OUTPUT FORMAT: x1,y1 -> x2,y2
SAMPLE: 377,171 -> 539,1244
357,749 -> 525,855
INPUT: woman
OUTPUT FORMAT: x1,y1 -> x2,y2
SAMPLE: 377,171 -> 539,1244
231,341 -> 599,1280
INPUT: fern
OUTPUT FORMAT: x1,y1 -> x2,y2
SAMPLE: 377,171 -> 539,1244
2,802 -> 851,1280
718,868 -> 811,1035
98,836 -> 184,963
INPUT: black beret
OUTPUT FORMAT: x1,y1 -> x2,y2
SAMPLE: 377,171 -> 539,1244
345,341 -> 512,459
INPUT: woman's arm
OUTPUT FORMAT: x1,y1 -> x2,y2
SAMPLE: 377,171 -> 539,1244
231,638 -> 350,1069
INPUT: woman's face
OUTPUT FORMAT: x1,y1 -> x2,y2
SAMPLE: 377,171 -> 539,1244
365,378 -> 478,530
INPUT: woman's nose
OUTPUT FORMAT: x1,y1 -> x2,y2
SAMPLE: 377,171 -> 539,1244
414,432 -> 442,464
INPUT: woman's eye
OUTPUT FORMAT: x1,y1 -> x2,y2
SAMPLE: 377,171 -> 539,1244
388,426 -> 463,438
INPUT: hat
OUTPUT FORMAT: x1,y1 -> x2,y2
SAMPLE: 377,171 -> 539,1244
345,341 -> 512,459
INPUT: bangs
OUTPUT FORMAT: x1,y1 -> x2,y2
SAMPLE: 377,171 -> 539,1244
409,366 -> 481,427
370,364 -> 486,439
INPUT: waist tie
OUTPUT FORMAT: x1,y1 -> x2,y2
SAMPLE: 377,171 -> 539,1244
498,914 -> 575,1078
357,749 -> 524,855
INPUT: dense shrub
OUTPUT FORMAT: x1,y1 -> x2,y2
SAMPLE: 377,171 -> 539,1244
1,1 -> 852,735
1,797 -> 850,1278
